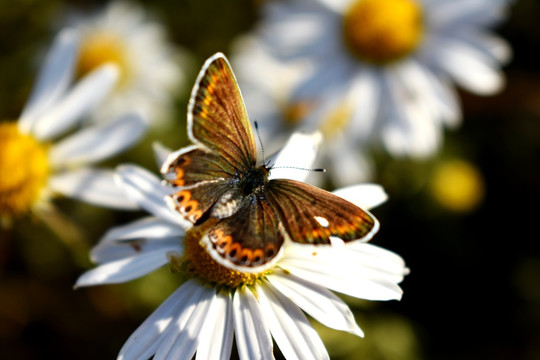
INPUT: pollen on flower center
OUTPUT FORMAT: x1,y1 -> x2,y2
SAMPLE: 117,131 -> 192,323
176,224 -> 270,289
0,122 -> 50,219
76,31 -> 131,87
342,0 -> 424,64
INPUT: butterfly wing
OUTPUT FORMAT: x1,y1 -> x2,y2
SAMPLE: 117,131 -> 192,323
265,179 -> 379,245
162,53 -> 257,225
187,52 -> 257,172
200,194 -> 285,271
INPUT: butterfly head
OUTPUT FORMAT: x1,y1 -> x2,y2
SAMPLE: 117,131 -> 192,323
238,165 -> 270,196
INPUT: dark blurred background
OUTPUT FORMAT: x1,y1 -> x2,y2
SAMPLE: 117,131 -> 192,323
1,0 -> 539,359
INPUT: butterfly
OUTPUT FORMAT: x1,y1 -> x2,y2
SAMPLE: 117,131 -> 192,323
161,53 -> 379,272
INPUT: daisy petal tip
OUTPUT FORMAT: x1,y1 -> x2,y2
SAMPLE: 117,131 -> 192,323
352,326 -> 365,338
152,142 -> 173,168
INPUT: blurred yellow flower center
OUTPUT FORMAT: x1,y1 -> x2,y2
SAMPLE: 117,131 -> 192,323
76,31 -> 131,87
343,0 -> 424,64
179,224 -> 269,289
319,101 -> 353,139
0,122 -> 50,219
429,160 -> 485,212
283,100 -> 316,126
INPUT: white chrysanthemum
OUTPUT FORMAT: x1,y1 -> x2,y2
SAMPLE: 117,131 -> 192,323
0,29 -> 147,226
67,1 -> 185,126
242,0 -> 511,184
76,133 -> 408,360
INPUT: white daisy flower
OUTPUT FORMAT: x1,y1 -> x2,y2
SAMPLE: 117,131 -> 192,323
76,132 -> 407,359
66,1 -> 186,127
0,28 -> 147,226
247,0 -> 512,182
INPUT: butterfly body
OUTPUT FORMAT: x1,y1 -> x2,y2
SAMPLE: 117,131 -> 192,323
162,53 -> 379,272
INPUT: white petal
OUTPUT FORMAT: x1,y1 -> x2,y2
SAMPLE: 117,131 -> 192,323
91,237 -> 181,265
49,168 -> 139,210
394,59 -> 461,129
263,1 -> 340,60
154,285 -> 214,360
118,279 -> 200,360
75,248 -> 174,287
381,66 -> 442,158
19,28 -> 78,134
269,272 -> 364,336
269,132 -> 322,181
33,64 -> 119,141
91,217 -> 183,263
196,292 -> 234,360
419,67 -> 462,128
291,56 -> 353,100
434,39 -> 505,95
153,142 -> 173,171
101,216 -> 184,243
280,243 -> 406,301
332,184 -> 388,210
347,70 -> 380,142
452,28 -> 512,64
313,0 -> 352,13
324,138 -> 374,186
428,0 -> 509,28
49,113 -> 147,167
116,165 -> 190,226
233,287 -> 274,360
258,283 -> 329,360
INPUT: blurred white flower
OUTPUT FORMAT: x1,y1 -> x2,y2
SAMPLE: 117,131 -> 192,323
232,36 -> 375,185
67,1 -> 187,127
0,29 -> 147,226
239,0 -> 511,184
76,133 -> 407,360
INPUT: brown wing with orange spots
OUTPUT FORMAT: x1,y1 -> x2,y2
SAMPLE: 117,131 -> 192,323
162,146 -> 237,188
162,145 -> 241,224
201,194 -> 284,269
187,53 -> 257,173
265,179 -> 379,245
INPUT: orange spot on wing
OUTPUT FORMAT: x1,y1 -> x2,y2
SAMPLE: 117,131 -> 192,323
252,249 -> 264,264
227,243 -> 242,260
173,168 -> 185,186
175,190 -> 191,205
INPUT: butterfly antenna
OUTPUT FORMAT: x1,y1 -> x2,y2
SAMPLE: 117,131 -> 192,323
254,121 -> 267,166
272,166 -> 327,173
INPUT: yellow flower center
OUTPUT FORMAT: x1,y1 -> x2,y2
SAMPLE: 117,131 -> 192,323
343,0 -> 424,64
0,122 -> 50,219
174,221 -> 270,289
429,159 -> 485,213
76,31 -> 131,87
